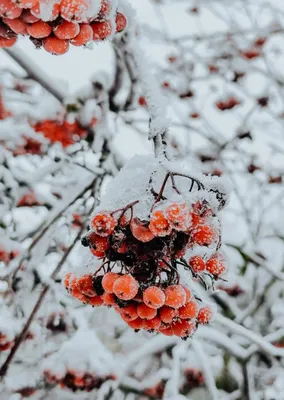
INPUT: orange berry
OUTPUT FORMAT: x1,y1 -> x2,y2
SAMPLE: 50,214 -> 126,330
149,210 -> 171,237
85,295 -> 104,307
0,36 -> 17,47
127,317 -> 144,330
159,325 -> 174,336
12,0 -> 37,8
144,316 -> 161,331
130,218 -> 154,243
137,303 -> 157,320
197,306 -> 213,324
113,275 -> 139,300
189,255 -> 205,274
91,212 -> 117,237
63,272 -> 73,289
99,0 -> 111,16
20,9 -> 39,22
182,286 -> 192,303
70,23 -> 93,46
178,300 -> 199,319
76,274 -> 96,297
43,37 -> 69,55
102,272 -> 120,293
206,254 -> 226,277
27,21 -> 52,38
91,20 -> 112,40
192,225 -> 216,246
143,286 -> 165,309
172,320 -> 196,338
117,241 -> 128,254
89,234 -> 109,258
70,284 -> 87,302
120,304 -> 138,322
3,17 -> 27,33
159,306 -> 177,323
101,292 -> 115,307
0,0 -> 22,18
164,285 -> 186,309
54,20 -> 80,39
60,0 -> 88,22
116,12 -> 127,32
166,203 -> 190,231
190,213 -> 204,228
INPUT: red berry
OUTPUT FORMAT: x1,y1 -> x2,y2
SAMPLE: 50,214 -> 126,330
120,305 -> 138,322
206,253 -> 226,277
159,325 -> 174,336
54,20 -> 80,40
88,233 -> 109,257
12,0 -> 37,8
60,0 -> 88,22
115,12 -> 127,32
143,286 -> 165,309
0,36 -> 17,48
91,212 -> 117,237
101,292 -> 115,307
182,286 -> 192,303
178,300 -> 199,320
3,17 -> 27,34
189,255 -> 205,274
149,210 -> 171,237
113,275 -> 139,300
192,225 -> 216,246
172,320 -> 196,338
85,295 -> 104,307
43,37 -> 69,55
144,316 -> 161,331
76,274 -> 96,297
130,218 -> 154,243
20,9 -> 39,22
70,23 -> 93,46
159,306 -> 177,324
137,303 -> 157,320
102,272 -> 120,293
91,20 -> 112,40
164,285 -> 186,309
0,0 -> 22,19
166,203 -> 190,231
127,317 -> 144,330
197,306 -> 213,324
27,21 -> 52,38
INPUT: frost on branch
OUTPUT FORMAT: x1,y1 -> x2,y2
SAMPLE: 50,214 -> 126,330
64,155 -> 230,339
0,0 -> 128,54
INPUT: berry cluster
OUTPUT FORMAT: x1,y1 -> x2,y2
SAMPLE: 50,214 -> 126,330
44,369 -> 115,392
0,246 -> 19,265
0,0 -> 127,54
64,157 -> 229,339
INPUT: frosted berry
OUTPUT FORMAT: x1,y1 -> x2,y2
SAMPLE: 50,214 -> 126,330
172,320 -> 196,338
89,234 -> 109,257
0,0 -> 22,19
70,23 -> 93,46
189,255 -> 206,274
60,0 -> 88,22
85,295 -> 104,307
76,274 -> 96,297
2,17 -> 27,34
130,218 -> 154,242
164,285 -> 186,309
12,0 -> 37,8
92,20 -> 112,40
91,212 -> 117,237
113,275 -> 139,300
159,306 -> 177,323
166,203 -> 190,231
43,37 -> 69,55
197,306 -> 213,324
120,305 -> 138,322
21,9 -> 39,23
144,316 -> 161,331
178,300 -> 199,319
192,225 -> 216,246
102,272 -> 120,293
149,210 -> 171,237
143,286 -> 165,309
27,21 -> 52,38
0,37 -> 17,48
206,253 -> 226,277
54,21 -> 80,40
159,325 -> 174,336
127,317 -> 144,330
137,303 -> 157,320
101,292 -> 115,307
182,286 -> 192,303
115,12 -> 127,32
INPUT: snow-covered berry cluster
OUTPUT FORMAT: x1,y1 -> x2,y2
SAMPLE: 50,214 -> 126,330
64,156 -> 229,339
0,0 -> 127,54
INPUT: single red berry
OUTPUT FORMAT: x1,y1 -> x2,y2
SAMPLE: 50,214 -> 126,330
91,20 -> 112,40
101,292 -> 115,307
192,225 -> 216,246
113,275 -> 139,300
164,285 -> 186,309
159,325 -> 174,336
85,295 -> 104,307
206,253 -> 226,277
166,203 -> 190,231
182,286 -> 192,303
88,233 -> 109,257
27,20 -> 52,38
54,20 -> 80,40
189,255 -> 206,274
197,306 -> 213,324
172,320 -> 196,338
143,286 -> 165,309
149,210 -> 171,237
91,212 -> 117,237
115,12 -> 127,32
70,23 -> 93,46
137,303 -> 157,320
178,300 -> 199,320
102,272 -> 120,293
127,317 -> 145,330
120,305 -> 138,322
43,37 -> 69,55
159,306 -> 177,324
130,218 -> 154,242
76,274 -> 96,297
144,316 -> 161,331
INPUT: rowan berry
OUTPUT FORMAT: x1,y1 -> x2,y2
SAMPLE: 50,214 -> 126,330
99,0 -> 111,16
60,0 -> 88,22
54,21 -> 80,40
143,286 -> 165,309
92,20 -> 112,40
70,284 -> 86,302
144,316 -> 161,331
101,292 -> 115,307
117,242 -> 128,254
91,212 -> 117,237
120,304 -> 138,322
206,254 -> 226,277
43,37 -> 69,55
182,286 -> 192,302
102,272 -> 120,293
0,37 -> 17,48
189,213 -> 204,228
12,0 -> 37,8
159,306 -> 177,323
149,210 -> 171,237
130,218 -> 154,242
20,9 -> 39,22
127,317 -> 144,330
137,303 -> 157,320
164,285 -> 186,309
197,306 -> 213,324
85,295 -> 104,307
76,274 -> 96,297
70,23 -> 93,46
159,325 -> 173,336
172,320 -> 196,338
192,225 -> 216,246
189,255 -> 205,274
113,275 -> 139,300
63,272 -> 74,289
166,203 -> 190,231
89,234 -> 109,258
115,12 -> 127,32
178,300 -> 199,319
0,0 -> 22,19
2,17 -> 27,34
27,21 -> 52,38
